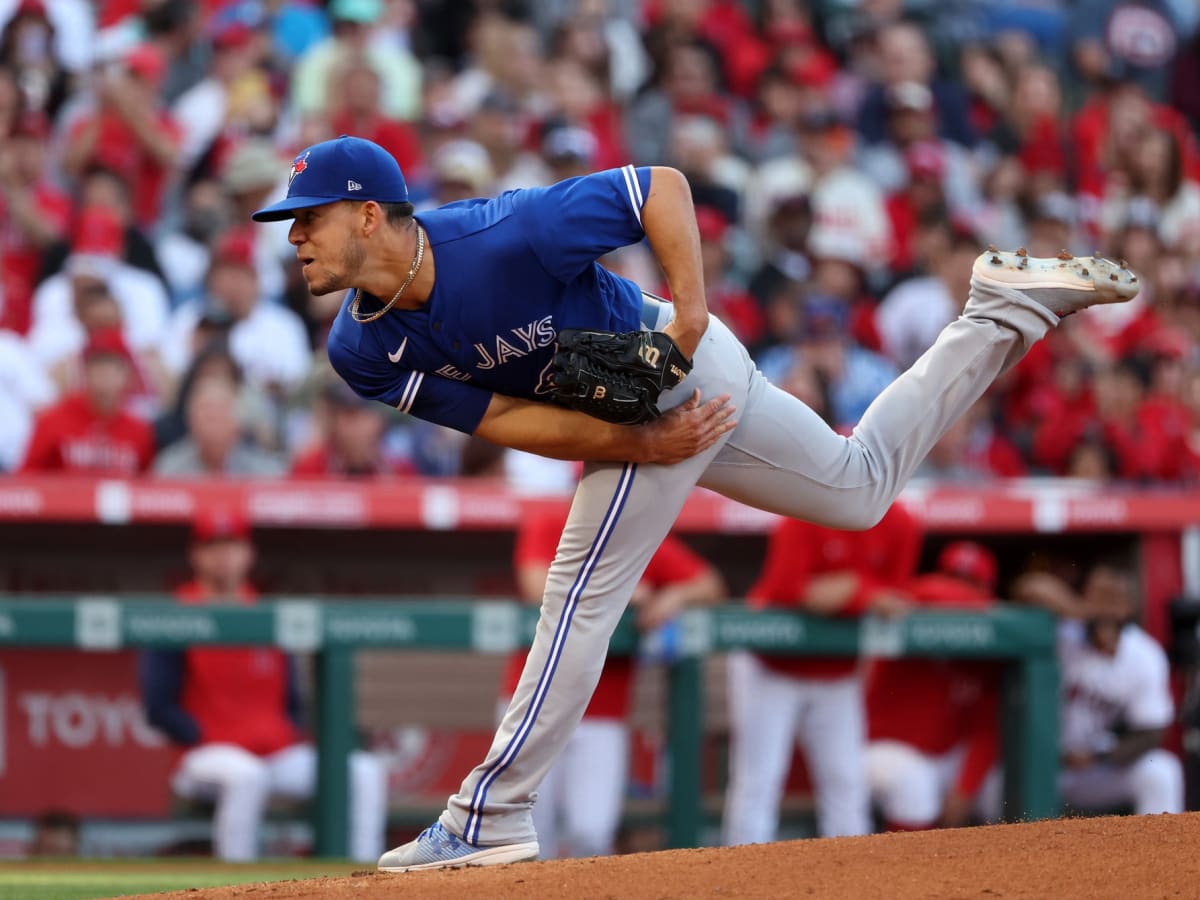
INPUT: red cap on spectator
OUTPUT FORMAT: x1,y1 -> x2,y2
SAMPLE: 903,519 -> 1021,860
211,229 -> 257,270
13,110 -> 50,139
789,53 -> 835,89
937,541 -> 998,593
72,207 -> 124,258
125,43 -> 167,86
213,21 -> 255,50
694,206 -> 729,243
906,140 -> 946,179
82,327 -> 132,364
16,0 -> 48,17
192,508 -> 251,544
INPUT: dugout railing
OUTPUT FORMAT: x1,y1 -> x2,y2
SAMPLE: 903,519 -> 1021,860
0,597 -> 1057,857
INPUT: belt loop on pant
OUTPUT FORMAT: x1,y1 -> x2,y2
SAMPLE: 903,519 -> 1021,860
639,291 -> 671,330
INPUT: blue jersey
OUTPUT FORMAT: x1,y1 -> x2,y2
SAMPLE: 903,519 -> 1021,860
327,165 -> 653,433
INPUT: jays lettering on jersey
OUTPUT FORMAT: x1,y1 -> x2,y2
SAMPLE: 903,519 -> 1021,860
327,166 -> 653,433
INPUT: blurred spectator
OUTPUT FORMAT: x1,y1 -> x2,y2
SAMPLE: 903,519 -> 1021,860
0,0 -> 94,81
171,17 -> 266,172
19,328 -> 154,475
801,110 -> 892,275
1025,191 -> 1079,258
1013,564 -> 1184,816
0,327 -> 54,471
472,88 -> 550,192
913,396 -> 1027,481
1032,358 -> 1170,480
38,167 -> 168,286
0,109 -> 70,334
290,0 -> 420,122
1101,127 -> 1200,257
626,38 -> 736,167
858,81 -> 982,223
723,503 -> 921,844
138,509 -> 387,861
420,138 -> 495,207
154,375 -> 285,478
757,266 -> 897,433
541,55 -> 629,171
541,123 -> 600,183
218,140 -> 289,301
1068,0 -> 1181,100
875,226 -> 977,369
27,206 -> 170,375
162,230 -> 311,400
747,187 -> 812,353
501,507 -> 724,858
0,0 -> 71,117
155,178 -> 228,304
855,21 -> 975,148
154,339 -> 277,453
61,42 -> 183,227
327,58 -> 424,178
290,380 -> 416,478
866,542 -> 1003,830
688,205 -> 764,349
28,808 -> 80,857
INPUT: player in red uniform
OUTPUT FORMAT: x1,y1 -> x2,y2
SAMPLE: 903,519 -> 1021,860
865,541 -> 1002,830
723,502 -> 922,843
138,510 -> 387,861
499,507 -> 724,858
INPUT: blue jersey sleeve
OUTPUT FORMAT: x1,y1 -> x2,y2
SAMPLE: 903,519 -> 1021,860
513,165 -> 652,283
328,335 -> 494,434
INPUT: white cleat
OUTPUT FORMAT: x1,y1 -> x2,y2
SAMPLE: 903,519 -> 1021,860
377,822 -> 539,873
971,247 -> 1141,317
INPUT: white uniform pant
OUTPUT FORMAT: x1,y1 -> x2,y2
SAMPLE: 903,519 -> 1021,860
866,739 -> 1001,827
1059,749 -> 1184,815
722,651 -> 870,842
172,742 -> 389,862
442,278 -> 1058,845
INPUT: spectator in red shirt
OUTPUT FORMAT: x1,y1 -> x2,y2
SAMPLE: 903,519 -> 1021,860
138,509 -> 387,861
0,110 -> 71,335
723,503 -> 921,844
500,507 -> 724,859
328,59 -> 424,179
692,205 -> 766,350
1032,358 -> 1170,480
290,380 -> 417,478
61,43 -> 182,228
19,328 -> 154,475
866,541 -> 1002,830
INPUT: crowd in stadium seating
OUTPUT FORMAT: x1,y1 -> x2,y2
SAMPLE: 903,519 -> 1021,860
1,0 -> 1198,486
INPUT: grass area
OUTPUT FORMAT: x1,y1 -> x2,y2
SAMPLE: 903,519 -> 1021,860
0,859 -> 361,900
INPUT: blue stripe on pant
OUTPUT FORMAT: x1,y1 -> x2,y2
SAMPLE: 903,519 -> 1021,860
463,462 -> 637,844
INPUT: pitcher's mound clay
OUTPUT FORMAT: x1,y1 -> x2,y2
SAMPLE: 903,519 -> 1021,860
137,812 -> 1200,899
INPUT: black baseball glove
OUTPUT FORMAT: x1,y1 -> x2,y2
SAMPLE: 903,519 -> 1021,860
550,329 -> 693,425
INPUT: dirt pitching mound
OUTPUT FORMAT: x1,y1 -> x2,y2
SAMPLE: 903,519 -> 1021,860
133,812 -> 1200,899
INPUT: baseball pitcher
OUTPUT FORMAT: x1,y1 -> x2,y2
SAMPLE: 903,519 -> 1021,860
249,135 -> 1140,871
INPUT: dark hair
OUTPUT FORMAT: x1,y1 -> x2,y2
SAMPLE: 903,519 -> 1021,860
378,201 -> 415,226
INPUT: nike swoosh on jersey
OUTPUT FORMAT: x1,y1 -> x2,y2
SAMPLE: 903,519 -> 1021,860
387,337 -> 408,363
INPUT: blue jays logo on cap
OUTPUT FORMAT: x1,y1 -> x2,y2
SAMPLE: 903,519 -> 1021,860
251,135 -> 409,222
288,151 -> 310,187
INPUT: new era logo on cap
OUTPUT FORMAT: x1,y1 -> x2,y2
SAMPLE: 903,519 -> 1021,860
250,135 -> 409,222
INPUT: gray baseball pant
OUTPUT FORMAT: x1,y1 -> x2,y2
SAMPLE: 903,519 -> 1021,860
440,276 -> 1057,846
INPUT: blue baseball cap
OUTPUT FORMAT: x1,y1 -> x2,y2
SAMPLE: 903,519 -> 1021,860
250,135 -> 409,222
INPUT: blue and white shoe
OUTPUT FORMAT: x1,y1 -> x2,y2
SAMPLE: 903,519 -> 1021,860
973,248 -> 1140,317
377,823 -> 539,873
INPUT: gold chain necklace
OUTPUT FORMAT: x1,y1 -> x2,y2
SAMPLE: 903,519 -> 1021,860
349,224 -> 426,324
